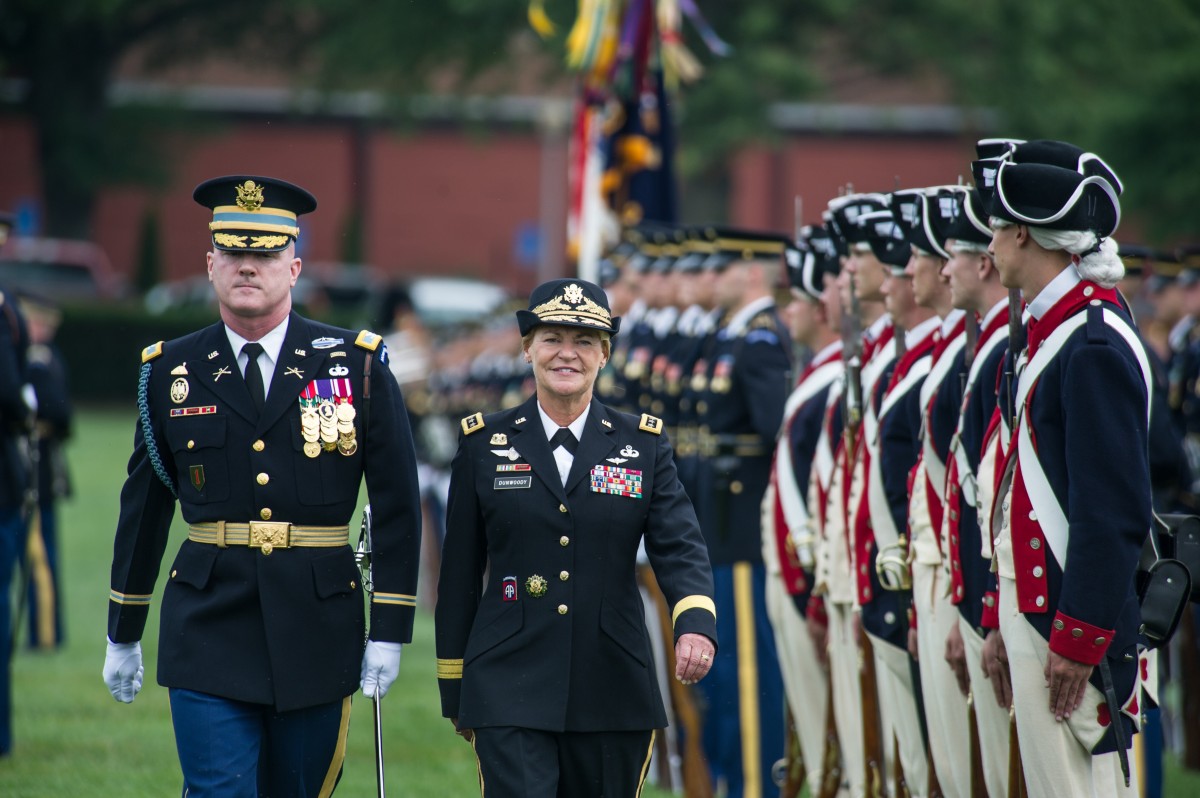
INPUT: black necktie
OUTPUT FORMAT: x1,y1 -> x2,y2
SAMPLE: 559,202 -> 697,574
550,427 -> 578,455
242,342 -> 266,413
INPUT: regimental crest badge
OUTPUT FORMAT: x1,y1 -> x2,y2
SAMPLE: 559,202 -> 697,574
564,283 -> 585,305
236,180 -> 264,211
490,433 -> 508,446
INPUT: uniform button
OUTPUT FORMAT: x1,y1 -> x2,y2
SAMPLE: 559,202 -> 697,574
1032,566 -> 1043,577
260,508 -> 272,520
187,440 -> 195,450
560,571 -> 570,581
1030,538 -> 1041,550
558,604 -> 568,615
1054,619 -> 1065,630
1071,628 -> 1083,638
1094,636 -> 1107,645
1002,500 -> 1010,512
256,473 -> 270,485
559,503 -> 568,513
1035,595 -> 1045,607
1083,285 -> 1095,297
1028,510 -> 1038,521
884,612 -> 896,624
1089,299 -> 1102,307
171,569 -> 178,578
350,580 -> 357,589
985,596 -> 995,607
560,536 -> 570,547
252,440 -> 265,452
860,564 -> 868,574
955,586 -> 963,598
863,588 -> 872,600
730,481 -> 743,495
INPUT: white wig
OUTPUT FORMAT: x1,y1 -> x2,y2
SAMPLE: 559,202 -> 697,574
988,216 -> 1123,288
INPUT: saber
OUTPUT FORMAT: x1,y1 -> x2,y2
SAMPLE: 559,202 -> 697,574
356,504 -> 387,798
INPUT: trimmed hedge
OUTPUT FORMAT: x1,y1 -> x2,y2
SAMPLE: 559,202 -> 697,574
57,302 -> 365,403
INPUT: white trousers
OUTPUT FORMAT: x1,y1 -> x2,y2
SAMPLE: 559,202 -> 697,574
911,562 -> 971,798
828,602 -> 865,798
867,631 -> 928,798
998,576 -> 1139,798
765,575 -> 828,795
959,614 -> 1010,798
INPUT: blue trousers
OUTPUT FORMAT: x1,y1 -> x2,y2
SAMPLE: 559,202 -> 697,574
471,726 -> 655,798
0,506 -> 22,755
169,689 -> 351,797
695,561 -> 784,798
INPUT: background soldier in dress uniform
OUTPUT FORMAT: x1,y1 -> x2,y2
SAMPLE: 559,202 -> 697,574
0,210 -> 32,758
102,175 -> 423,796
18,291 -> 73,651
691,228 -> 792,798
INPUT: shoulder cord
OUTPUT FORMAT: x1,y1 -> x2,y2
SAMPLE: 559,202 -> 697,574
138,361 -> 177,498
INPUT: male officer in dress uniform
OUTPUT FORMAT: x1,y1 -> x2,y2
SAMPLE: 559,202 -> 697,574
937,185 -> 1013,798
986,156 -> 1147,795
763,228 -> 842,795
102,175 -> 422,796
691,228 -> 792,798
19,291 -> 73,650
0,210 -> 32,758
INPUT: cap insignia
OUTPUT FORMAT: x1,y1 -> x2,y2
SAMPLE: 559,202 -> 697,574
564,282 -> 585,304
236,180 -> 265,212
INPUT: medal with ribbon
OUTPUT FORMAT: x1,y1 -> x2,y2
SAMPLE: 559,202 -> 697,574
299,378 -> 358,457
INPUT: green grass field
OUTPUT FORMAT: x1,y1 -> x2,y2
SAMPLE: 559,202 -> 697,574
2,407 -> 1199,796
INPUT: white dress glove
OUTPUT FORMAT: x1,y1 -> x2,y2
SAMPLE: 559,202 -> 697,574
103,638 -> 144,703
360,640 -> 403,699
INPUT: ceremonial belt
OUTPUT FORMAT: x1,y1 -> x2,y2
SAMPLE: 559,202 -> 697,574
188,522 -> 350,554
698,432 -> 770,458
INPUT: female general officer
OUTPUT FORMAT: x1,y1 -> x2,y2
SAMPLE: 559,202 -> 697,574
435,278 -> 717,797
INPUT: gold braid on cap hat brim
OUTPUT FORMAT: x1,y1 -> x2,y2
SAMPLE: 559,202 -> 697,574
531,293 -> 612,328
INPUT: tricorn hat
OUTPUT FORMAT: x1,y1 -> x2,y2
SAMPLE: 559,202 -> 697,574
193,175 -> 317,253
941,186 -> 993,247
859,210 -> 911,272
987,161 -> 1121,238
516,279 -> 621,337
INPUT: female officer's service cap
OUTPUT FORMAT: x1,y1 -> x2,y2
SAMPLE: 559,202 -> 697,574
987,161 -> 1121,238
702,226 -> 793,271
517,279 -> 621,337
193,175 -> 317,253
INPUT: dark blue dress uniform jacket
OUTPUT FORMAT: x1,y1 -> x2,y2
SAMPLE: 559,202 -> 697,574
108,312 -> 422,712
435,395 -> 716,732
0,293 -> 29,510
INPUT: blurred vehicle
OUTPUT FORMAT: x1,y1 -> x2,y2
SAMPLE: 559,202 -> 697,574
0,237 -> 124,302
405,276 -> 509,328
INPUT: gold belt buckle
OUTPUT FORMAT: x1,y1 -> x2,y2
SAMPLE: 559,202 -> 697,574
249,522 -> 291,555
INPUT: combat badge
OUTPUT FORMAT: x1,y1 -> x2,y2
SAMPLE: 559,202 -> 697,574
312,337 -> 344,349
619,445 -> 640,458
170,378 -> 190,404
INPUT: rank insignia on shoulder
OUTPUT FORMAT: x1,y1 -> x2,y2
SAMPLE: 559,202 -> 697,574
312,337 -> 344,350
490,433 -> 508,445
171,363 -> 188,376
639,414 -> 662,434
142,341 -> 164,363
354,330 -> 382,351
461,412 -> 485,435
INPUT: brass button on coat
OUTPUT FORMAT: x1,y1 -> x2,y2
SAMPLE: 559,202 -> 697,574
559,503 -> 568,513
558,604 -> 568,615
256,473 -> 269,485
252,440 -> 265,452
560,536 -> 570,547
260,508 -> 272,520
559,571 -> 569,581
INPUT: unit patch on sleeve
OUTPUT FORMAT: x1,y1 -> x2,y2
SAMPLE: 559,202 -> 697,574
590,465 -> 643,498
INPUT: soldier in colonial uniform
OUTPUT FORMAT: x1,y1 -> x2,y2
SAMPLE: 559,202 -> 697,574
435,278 -> 716,797
102,176 -> 423,795
763,227 -> 842,795
987,155 -> 1146,795
938,184 -> 1014,797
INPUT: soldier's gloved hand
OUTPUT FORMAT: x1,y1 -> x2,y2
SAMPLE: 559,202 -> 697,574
360,641 -> 403,699
103,638 -> 144,703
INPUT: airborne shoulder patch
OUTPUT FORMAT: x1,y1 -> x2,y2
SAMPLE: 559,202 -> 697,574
355,330 -> 382,352
461,412 -> 486,435
142,341 -> 165,363
639,413 -> 663,435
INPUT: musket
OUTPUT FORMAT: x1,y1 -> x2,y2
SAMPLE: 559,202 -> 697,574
356,506 -> 387,798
